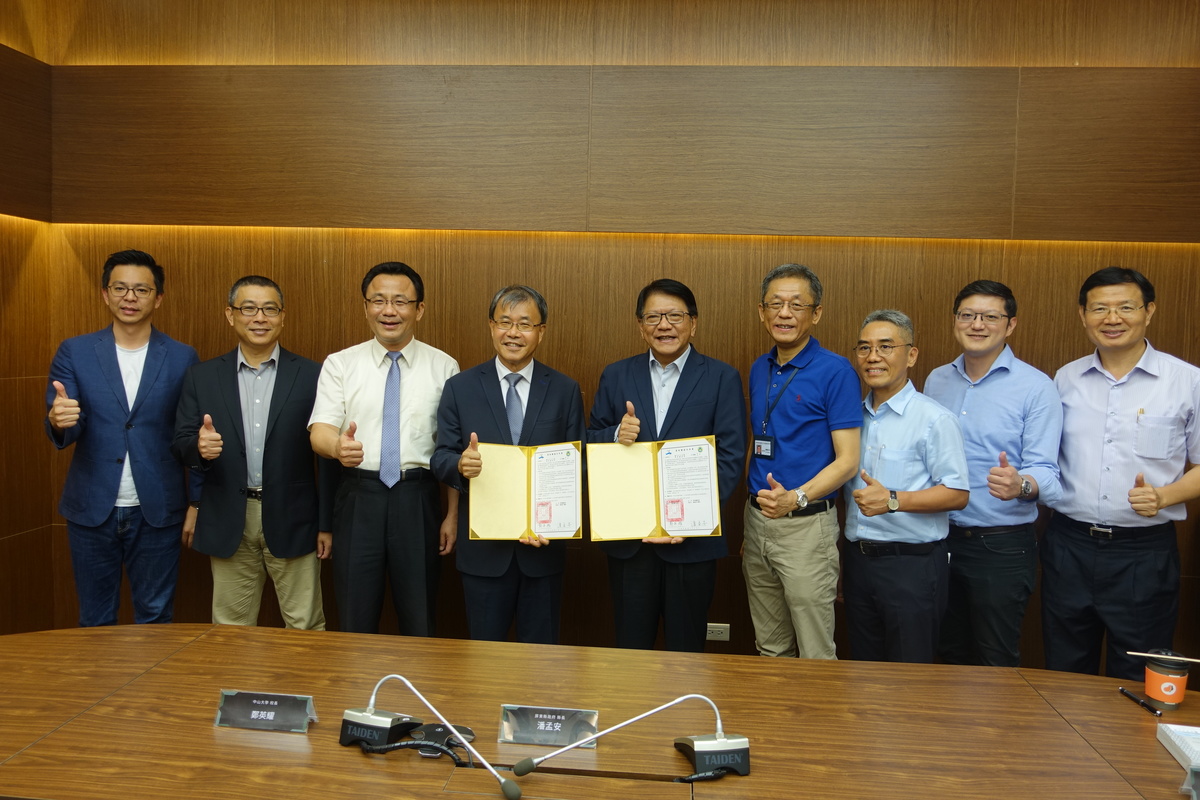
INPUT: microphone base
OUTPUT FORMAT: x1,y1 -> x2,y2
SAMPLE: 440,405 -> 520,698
674,733 -> 750,776
340,708 -> 422,747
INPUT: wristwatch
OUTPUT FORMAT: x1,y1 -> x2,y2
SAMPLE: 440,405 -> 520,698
1018,477 -> 1033,500
886,490 -> 899,513
793,490 -> 809,511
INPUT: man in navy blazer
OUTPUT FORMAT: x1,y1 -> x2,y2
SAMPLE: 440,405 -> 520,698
587,279 -> 748,652
432,285 -> 585,644
45,249 -> 198,627
173,276 -> 337,630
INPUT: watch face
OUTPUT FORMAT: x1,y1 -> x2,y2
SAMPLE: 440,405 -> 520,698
887,491 -> 899,511
796,492 -> 809,509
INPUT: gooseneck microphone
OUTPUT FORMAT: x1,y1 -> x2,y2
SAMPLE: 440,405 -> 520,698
512,693 -> 749,780
351,674 -> 522,800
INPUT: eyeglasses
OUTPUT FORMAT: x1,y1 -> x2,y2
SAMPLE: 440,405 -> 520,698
854,343 -> 912,358
639,312 -> 691,326
107,284 -> 154,299
762,301 -> 816,314
491,319 -> 544,333
367,298 -> 417,310
232,304 -> 282,317
1085,304 -> 1144,318
954,311 -> 1010,326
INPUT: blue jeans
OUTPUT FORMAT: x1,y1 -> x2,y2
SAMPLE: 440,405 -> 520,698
67,506 -> 181,626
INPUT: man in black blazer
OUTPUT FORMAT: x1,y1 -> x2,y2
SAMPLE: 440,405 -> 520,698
432,285 -> 585,644
587,279 -> 748,652
173,276 -> 336,629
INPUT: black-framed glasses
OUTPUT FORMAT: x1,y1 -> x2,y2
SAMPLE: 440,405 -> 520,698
639,312 -> 691,326
854,343 -> 912,358
106,284 -> 154,299
232,304 -> 282,317
954,311 -> 1010,326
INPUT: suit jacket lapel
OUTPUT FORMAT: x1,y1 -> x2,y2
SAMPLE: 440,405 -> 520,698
660,350 -> 705,439
631,356 -> 658,440
95,327 -> 129,415
130,329 -> 167,416
219,349 -> 246,451
265,348 -> 298,444
520,362 -> 550,446
477,362 -> 511,443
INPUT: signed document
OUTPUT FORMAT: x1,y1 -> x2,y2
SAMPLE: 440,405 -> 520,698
587,436 -> 720,541
469,441 -> 582,540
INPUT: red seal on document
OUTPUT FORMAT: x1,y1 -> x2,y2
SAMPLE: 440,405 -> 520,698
536,501 -> 553,525
665,499 -> 684,523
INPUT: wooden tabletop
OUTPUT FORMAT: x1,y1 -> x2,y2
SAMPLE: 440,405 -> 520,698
0,624 -> 1195,799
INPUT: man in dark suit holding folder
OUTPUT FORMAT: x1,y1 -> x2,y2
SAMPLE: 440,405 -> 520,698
432,285 -> 585,644
587,279 -> 748,652
173,275 -> 336,629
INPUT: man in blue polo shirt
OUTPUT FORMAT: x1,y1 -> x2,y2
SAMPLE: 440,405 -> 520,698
744,263 -> 861,659
925,280 -> 1063,667
845,309 -> 969,663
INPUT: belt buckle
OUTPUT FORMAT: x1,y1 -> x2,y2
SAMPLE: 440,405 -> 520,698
1088,524 -> 1114,539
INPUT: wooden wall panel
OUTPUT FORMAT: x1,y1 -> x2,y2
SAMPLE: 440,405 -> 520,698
0,527 -> 55,634
0,45 -> 50,221
52,66 -> 592,230
1013,69 -> 1200,243
588,67 -> 1019,238
1014,0 -> 1200,68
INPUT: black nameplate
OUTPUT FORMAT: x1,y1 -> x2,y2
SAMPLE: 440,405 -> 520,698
499,704 -> 598,747
216,690 -> 317,733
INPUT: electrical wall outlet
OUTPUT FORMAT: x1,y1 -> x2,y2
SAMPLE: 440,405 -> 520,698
706,623 -> 730,641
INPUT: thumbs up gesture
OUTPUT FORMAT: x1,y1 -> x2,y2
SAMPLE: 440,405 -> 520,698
197,414 -> 224,460
48,380 -> 81,431
1129,471 -> 1163,517
459,431 -> 483,478
852,469 -> 890,517
754,472 -> 798,519
986,450 -> 1023,501
617,401 -> 641,445
336,421 -> 365,468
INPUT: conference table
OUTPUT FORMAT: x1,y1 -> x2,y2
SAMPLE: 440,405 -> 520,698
0,624 -> 1196,800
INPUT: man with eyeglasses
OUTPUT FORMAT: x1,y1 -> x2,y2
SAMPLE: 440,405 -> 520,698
843,309 -> 969,662
1043,266 -> 1200,679
45,249 -> 198,626
744,263 -> 860,660
172,276 -> 337,629
587,279 -> 747,652
309,262 -> 459,635
924,280 -> 1063,667
431,285 -> 585,644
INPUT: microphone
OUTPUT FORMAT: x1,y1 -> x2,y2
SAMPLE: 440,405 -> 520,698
512,693 -> 749,779
350,673 -> 522,800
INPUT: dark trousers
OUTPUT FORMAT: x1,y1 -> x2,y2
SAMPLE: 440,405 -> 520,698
460,558 -> 563,645
332,470 -> 441,636
1041,513 -> 1178,680
938,524 -> 1037,667
844,539 -> 949,663
608,545 -> 716,653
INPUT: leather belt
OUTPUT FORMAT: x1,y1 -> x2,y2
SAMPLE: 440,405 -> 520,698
245,487 -> 263,500
1057,514 -> 1173,540
853,539 -> 939,557
749,497 -> 834,518
949,523 -> 1030,538
350,467 -> 433,483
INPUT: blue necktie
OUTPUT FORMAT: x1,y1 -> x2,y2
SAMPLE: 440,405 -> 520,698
380,352 -> 402,487
504,373 -> 523,445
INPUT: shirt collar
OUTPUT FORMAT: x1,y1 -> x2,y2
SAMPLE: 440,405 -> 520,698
769,336 -> 821,370
950,344 -> 1014,384
236,343 -> 280,370
495,357 -> 536,384
647,345 -> 692,374
1083,339 -> 1160,380
865,379 -> 916,417
370,337 -> 416,367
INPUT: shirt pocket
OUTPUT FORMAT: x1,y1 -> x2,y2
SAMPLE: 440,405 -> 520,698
871,448 -> 916,489
1134,415 -> 1182,460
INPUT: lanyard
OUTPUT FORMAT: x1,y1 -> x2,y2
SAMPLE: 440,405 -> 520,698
761,365 -> 799,435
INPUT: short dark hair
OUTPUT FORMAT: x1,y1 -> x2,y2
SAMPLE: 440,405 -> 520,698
102,249 -> 164,294
1078,266 -> 1155,306
228,275 -> 284,308
489,285 -> 547,325
760,263 -> 823,306
636,278 -> 698,318
361,261 -> 425,302
954,280 -> 1016,319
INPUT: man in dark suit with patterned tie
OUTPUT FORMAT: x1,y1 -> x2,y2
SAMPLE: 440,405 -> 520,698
432,285 -> 586,644
586,279 -> 748,652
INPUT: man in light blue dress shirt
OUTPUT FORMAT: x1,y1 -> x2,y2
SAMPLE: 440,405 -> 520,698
925,280 -> 1063,667
844,309 -> 969,663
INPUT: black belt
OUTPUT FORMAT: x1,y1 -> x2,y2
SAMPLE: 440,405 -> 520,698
1057,514 -> 1173,540
853,539 -> 940,557
244,487 -> 263,500
349,467 -> 433,483
949,523 -> 1030,539
749,497 -> 834,518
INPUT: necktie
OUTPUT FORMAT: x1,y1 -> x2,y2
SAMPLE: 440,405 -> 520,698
505,373 -> 523,445
380,351 -> 402,487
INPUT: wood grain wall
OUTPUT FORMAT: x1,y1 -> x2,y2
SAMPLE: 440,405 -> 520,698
0,44 -> 50,220
1,0 -> 1198,666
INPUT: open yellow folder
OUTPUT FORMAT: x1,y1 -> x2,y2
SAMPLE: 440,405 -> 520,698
468,441 -> 582,540
586,436 -> 720,541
